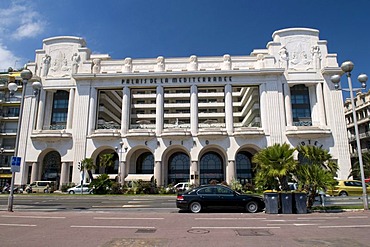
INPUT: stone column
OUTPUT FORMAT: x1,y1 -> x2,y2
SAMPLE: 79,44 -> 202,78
316,82 -> 327,126
190,85 -> 198,135
88,88 -> 97,135
156,85 -> 164,135
59,162 -> 69,190
43,90 -> 54,129
121,86 -> 130,135
226,160 -> 236,185
67,88 -> 75,130
30,162 -> 38,183
120,161 -> 127,185
36,89 -> 46,131
309,85 -> 319,126
260,84 -> 268,131
190,161 -> 199,185
284,83 -> 293,127
225,84 -> 233,134
154,161 -> 162,186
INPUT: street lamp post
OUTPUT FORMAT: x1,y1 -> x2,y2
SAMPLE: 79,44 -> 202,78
331,61 -> 369,210
7,68 -> 41,212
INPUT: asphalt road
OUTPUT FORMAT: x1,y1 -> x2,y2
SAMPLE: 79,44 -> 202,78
0,209 -> 369,247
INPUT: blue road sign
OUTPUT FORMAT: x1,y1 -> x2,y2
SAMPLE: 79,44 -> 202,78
11,156 -> 21,172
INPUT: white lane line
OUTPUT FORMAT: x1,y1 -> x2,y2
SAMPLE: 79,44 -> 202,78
127,201 -> 152,204
264,219 -> 325,222
348,216 -> 368,219
71,225 -> 156,229
297,217 -> 339,220
195,218 -> 267,220
94,217 -> 164,220
267,223 -> 319,226
319,225 -> 370,229
122,205 -> 150,208
92,205 -> 123,208
192,226 -> 280,229
1,215 -> 65,219
132,199 -> 153,201
0,223 -> 37,227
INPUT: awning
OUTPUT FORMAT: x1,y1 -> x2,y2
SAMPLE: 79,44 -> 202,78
92,174 -> 118,180
124,174 -> 153,182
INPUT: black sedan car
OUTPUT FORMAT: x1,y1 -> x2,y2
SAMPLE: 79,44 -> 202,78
176,184 -> 265,213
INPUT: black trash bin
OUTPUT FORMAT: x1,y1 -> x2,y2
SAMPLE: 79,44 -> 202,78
280,192 -> 293,214
293,192 -> 307,214
264,192 -> 279,214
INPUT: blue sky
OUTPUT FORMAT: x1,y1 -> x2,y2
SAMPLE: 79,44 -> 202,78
0,0 -> 369,97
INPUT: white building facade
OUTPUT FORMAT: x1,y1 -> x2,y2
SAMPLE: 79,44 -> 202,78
15,28 -> 350,189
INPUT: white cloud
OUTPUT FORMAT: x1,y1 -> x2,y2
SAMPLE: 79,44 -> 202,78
0,43 -> 20,72
0,0 -> 46,70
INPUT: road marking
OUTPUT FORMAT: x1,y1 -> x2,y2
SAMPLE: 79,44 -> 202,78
348,216 -> 368,219
265,219 -> 325,222
122,205 -> 150,208
319,225 -> 370,229
1,215 -> 65,219
71,225 -> 156,229
0,223 -> 37,227
267,223 -> 319,226
92,205 -> 123,208
195,218 -> 267,220
132,199 -> 153,201
94,217 -> 164,220
192,226 -> 280,229
127,201 -> 151,204
297,217 -> 339,220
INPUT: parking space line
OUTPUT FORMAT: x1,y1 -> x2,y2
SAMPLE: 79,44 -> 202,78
195,218 -> 267,220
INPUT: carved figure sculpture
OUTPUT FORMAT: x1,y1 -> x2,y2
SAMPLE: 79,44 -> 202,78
71,53 -> 80,74
92,58 -> 101,74
188,55 -> 198,71
123,57 -> 132,72
222,54 -> 231,70
278,46 -> 289,69
311,45 -> 322,69
156,56 -> 165,71
41,54 -> 51,77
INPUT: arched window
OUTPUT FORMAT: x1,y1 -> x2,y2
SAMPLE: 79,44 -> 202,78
168,152 -> 190,184
42,151 -> 61,182
236,151 -> 253,184
137,152 -> 154,174
200,151 -> 224,185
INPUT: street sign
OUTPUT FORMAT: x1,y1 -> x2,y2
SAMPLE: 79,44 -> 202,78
11,156 -> 21,172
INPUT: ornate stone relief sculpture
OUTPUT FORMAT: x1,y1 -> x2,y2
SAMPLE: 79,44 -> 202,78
278,46 -> 289,69
188,55 -> 198,71
49,51 -> 71,77
256,54 -> 265,69
156,56 -> 165,72
92,58 -> 101,74
123,57 -> 132,72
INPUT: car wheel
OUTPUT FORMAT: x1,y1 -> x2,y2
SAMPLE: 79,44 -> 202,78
189,201 -> 202,213
44,189 -> 49,193
339,191 -> 348,197
69,191 -> 75,194
246,201 -> 259,213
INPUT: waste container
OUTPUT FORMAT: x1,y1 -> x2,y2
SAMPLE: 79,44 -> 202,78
264,192 -> 279,214
293,192 -> 307,214
280,192 -> 293,214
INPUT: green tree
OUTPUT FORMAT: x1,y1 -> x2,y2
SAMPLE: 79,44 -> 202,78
90,174 -> 112,194
80,158 -> 95,182
252,143 -> 297,191
295,145 -> 338,209
349,152 -> 370,179
99,153 -> 115,172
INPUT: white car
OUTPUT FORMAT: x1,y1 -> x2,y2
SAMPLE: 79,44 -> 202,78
67,184 -> 93,194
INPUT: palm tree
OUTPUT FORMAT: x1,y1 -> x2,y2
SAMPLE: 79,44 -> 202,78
295,145 -> 338,209
80,158 -> 95,182
99,153 -> 115,172
349,152 -> 370,179
252,143 -> 297,191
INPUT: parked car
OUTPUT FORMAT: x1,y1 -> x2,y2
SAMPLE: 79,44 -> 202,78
327,180 -> 370,197
25,181 -> 55,193
67,184 -> 93,194
176,184 -> 265,213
